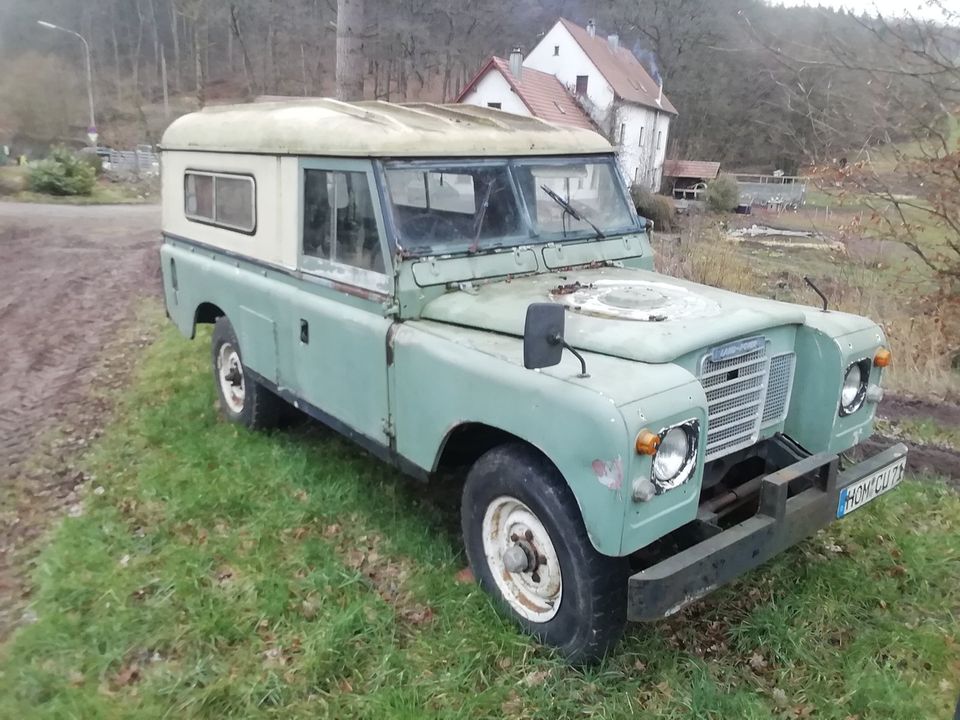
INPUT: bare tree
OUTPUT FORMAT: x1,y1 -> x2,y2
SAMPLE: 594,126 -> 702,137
336,0 -> 364,100
751,4 -> 959,287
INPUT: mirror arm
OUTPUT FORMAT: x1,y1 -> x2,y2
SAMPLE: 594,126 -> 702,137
551,334 -> 590,378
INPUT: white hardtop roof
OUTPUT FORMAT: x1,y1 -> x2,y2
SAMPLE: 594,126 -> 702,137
160,98 -> 612,157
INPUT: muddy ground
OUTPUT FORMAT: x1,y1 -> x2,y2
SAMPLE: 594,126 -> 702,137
0,201 -> 160,634
0,202 -> 160,467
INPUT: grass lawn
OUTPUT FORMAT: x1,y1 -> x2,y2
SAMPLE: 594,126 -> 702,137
2,309 -> 958,719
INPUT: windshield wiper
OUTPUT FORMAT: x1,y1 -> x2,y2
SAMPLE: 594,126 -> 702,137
539,184 -> 605,239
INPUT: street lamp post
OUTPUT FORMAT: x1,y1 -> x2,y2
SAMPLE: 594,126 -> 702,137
37,20 -> 97,144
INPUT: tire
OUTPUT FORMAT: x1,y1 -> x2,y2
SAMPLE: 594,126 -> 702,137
461,443 -> 628,664
211,316 -> 282,430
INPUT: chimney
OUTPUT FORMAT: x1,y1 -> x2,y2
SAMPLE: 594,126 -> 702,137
586,19 -> 596,37
509,47 -> 523,80
656,80 -> 663,107
607,34 -> 619,51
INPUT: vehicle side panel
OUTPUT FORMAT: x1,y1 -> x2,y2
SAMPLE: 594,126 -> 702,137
161,239 -> 394,445
161,150 -> 292,268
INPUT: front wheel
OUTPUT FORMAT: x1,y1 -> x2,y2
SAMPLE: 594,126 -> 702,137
461,443 -> 628,664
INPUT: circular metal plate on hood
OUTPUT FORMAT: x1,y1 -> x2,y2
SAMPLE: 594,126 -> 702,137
551,279 -> 722,321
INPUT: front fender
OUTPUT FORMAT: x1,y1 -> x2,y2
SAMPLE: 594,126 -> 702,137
391,320 -> 703,556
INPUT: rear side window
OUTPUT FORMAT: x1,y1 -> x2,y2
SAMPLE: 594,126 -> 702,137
184,171 -> 255,233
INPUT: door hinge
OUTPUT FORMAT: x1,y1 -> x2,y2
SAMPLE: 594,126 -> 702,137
381,418 -> 396,438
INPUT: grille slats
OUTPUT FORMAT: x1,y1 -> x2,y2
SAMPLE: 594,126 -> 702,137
703,369 -> 768,395
701,356 -> 767,383
761,353 -> 795,425
700,343 -> 798,462
700,341 -> 769,461
707,386 -> 767,414
708,398 -> 764,423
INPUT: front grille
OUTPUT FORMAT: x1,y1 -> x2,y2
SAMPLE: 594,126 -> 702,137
762,352 -> 795,425
700,344 -> 768,461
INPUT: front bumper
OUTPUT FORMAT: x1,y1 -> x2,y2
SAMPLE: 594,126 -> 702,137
627,442 -> 908,621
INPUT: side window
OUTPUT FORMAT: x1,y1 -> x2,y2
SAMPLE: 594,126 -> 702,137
184,171 -> 255,233
302,169 -> 385,274
215,176 -> 255,230
184,173 -> 213,218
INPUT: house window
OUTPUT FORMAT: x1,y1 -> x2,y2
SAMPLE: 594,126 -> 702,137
184,171 -> 255,233
657,131 -> 662,150
487,102 -> 502,109
638,127 -> 645,147
302,169 -> 384,273
619,123 -> 626,145
553,45 -> 560,56
575,75 -> 588,95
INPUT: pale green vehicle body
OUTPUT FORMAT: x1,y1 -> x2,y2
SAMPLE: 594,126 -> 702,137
159,100 -> 886,559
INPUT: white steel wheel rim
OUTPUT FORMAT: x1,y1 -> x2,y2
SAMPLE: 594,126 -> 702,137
481,495 -> 562,622
217,342 -> 245,414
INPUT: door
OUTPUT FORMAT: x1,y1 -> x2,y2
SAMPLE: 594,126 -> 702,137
290,158 -> 394,445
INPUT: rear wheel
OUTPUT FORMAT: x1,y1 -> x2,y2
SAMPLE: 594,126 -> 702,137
461,443 -> 628,664
211,316 -> 282,430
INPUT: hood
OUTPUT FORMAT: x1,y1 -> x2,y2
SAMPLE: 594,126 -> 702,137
420,266 -> 810,364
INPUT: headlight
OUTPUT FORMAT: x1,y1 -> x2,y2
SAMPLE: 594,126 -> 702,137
651,422 -> 698,491
839,361 -> 868,415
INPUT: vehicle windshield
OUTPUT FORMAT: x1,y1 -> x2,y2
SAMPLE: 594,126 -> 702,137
512,159 -> 635,240
382,156 -> 637,255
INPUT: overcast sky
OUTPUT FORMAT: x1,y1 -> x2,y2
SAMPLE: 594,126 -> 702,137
766,0 -> 954,22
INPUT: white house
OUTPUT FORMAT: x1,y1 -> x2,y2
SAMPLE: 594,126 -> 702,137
457,18 -> 678,190
455,53 -> 597,132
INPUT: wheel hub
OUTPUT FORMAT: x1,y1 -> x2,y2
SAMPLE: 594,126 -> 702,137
217,342 -> 246,414
482,495 -> 563,622
502,542 -> 533,574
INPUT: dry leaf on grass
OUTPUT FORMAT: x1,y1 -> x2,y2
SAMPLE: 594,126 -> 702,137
522,668 -> 552,687
67,670 -> 85,687
112,663 -> 141,688
454,566 -> 475,584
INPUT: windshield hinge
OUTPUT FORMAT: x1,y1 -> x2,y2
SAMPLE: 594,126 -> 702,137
381,418 -> 396,439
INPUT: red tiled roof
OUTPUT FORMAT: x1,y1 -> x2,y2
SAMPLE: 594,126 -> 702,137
456,57 -> 597,131
557,18 -> 678,115
662,160 -> 721,179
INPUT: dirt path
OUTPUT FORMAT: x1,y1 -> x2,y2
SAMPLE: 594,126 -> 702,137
0,202 -> 160,634
0,202 -> 160,468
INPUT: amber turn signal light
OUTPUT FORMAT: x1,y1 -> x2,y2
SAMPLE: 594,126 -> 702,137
874,348 -> 891,368
635,429 -> 661,455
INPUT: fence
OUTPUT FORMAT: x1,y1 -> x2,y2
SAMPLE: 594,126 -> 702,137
729,173 -> 808,209
103,147 -> 160,176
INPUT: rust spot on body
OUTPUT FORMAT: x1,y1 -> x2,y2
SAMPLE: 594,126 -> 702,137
592,457 -> 623,490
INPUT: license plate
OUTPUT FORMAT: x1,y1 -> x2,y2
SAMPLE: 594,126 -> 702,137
837,457 -> 906,518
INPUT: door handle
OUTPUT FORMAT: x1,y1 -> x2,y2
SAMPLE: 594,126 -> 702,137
300,319 -> 309,344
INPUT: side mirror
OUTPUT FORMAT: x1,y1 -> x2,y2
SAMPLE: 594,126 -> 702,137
523,302 -> 565,370
523,303 -> 589,377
